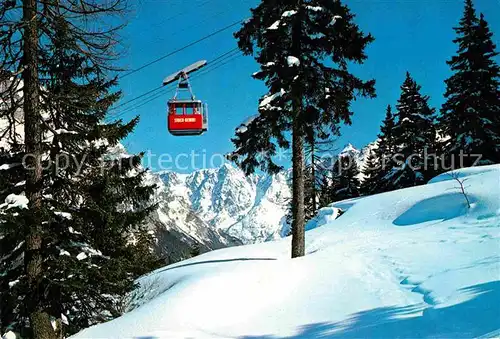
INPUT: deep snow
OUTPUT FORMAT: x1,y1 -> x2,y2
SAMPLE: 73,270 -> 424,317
72,165 -> 500,339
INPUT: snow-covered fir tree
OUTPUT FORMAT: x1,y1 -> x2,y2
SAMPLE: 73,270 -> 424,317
371,105 -> 396,194
0,2 -> 160,337
334,153 -> 361,202
439,0 -> 500,167
321,153 -> 360,203
383,73 -> 438,190
318,174 -> 331,209
395,73 -> 437,177
228,0 -> 375,257
377,105 -> 396,159
360,149 -> 379,196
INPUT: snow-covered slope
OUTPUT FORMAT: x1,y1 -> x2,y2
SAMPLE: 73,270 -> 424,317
73,164 -> 500,339
157,164 -> 292,244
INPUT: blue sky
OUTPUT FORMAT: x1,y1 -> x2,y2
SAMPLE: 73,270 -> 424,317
115,0 -> 500,173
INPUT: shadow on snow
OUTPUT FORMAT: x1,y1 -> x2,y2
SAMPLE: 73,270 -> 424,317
240,281 -> 500,339
154,257 -> 278,274
393,193 -> 473,226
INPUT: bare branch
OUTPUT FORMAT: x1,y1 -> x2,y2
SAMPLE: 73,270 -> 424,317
449,171 -> 471,209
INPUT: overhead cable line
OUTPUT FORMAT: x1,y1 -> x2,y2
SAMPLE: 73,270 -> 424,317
109,50 -> 243,120
111,47 -> 240,112
193,51 -> 242,79
119,19 -> 243,79
112,51 -> 243,119
112,85 -> 164,111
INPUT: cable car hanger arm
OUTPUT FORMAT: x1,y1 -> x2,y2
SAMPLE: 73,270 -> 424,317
162,60 -> 208,86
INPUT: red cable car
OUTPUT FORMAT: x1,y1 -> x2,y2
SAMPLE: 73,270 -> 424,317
163,61 -> 208,136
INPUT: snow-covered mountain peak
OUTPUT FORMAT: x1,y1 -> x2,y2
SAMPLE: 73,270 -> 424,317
151,144 -> 382,246
154,164 -> 292,244
340,143 -> 359,155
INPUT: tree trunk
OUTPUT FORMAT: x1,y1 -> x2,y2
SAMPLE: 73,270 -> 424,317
310,138 -> 317,215
30,311 -> 57,339
291,0 -> 305,258
22,0 -> 55,337
291,115 -> 305,258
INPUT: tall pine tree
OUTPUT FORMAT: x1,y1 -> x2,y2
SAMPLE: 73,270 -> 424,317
380,73 -> 437,191
377,105 -> 396,159
371,105 -> 396,194
333,153 -> 361,202
439,0 -> 500,167
392,72 -> 437,183
322,152 -> 360,204
228,0 -> 375,257
360,149 -> 379,196
0,1 -> 160,337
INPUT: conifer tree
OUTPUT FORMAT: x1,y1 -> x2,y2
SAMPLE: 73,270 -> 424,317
318,174 -> 332,208
371,105 -> 396,194
304,161 -> 319,221
377,105 -> 396,159
228,0 -> 375,257
284,134 -> 335,226
381,73 -> 437,191
330,153 -> 361,202
360,149 -> 379,196
439,0 -> 500,167
304,135 -> 319,220
0,1 -> 160,337
393,72 -> 437,182
319,153 -> 360,204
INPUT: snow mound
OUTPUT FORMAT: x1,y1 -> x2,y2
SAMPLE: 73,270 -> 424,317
305,206 -> 342,231
393,192 -> 473,226
429,165 -> 499,184
72,165 -> 500,339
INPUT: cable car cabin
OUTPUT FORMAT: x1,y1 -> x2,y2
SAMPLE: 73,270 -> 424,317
167,100 -> 208,136
164,61 -> 209,136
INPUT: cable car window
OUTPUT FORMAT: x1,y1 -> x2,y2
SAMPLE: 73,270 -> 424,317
186,106 -> 194,115
175,106 -> 183,115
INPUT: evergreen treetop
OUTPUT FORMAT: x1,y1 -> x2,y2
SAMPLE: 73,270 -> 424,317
321,152 -> 360,203
228,0 -> 376,174
439,0 -> 500,166
393,72 -> 437,159
360,149 -> 379,196
228,0 -> 376,258
376,105 -> 396,158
